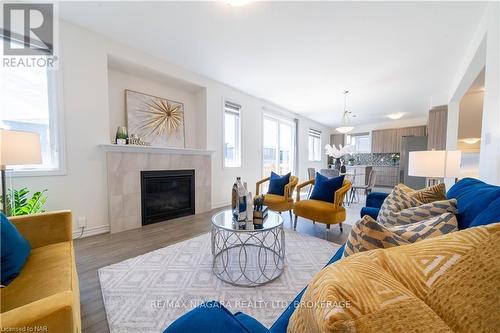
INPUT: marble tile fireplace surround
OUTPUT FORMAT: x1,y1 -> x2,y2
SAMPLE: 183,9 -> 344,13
101,144 -> 213,233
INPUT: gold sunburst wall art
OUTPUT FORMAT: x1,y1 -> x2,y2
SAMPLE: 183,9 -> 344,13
126,90 -> 185,148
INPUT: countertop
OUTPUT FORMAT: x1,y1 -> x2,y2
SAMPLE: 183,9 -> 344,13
346,164 -> 399,168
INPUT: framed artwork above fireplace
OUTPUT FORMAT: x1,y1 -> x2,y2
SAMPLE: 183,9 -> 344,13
126,89 -> 185,148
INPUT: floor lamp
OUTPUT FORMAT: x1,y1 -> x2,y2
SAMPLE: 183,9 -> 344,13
408,150 -> 462,187
0,130 -> 42,215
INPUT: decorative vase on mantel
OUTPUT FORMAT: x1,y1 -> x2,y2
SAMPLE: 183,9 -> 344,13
115,126 -> 128,145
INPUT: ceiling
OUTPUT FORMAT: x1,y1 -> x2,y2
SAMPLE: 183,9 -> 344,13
59,1 -> 486,127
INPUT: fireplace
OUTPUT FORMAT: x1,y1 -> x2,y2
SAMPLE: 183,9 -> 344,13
141,170 -> 195,226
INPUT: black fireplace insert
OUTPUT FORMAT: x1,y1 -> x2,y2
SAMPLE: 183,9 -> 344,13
141,169 -> 195,226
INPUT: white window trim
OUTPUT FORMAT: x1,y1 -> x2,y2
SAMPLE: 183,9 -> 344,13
222,98 -> 242,169
308,128 -> 322,162
10,65 -> 67,177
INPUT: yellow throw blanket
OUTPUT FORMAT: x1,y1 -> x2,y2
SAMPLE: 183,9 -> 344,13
288,223 -> 500,332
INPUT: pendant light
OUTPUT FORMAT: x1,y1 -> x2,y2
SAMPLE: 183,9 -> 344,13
335,90 -> 354,134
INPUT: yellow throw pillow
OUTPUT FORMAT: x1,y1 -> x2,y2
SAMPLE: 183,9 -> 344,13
344,213 -> 458,257
288,222 -> 500,333
399,183 -> 447,204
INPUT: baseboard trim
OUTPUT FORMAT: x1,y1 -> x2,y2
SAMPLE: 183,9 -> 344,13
72,224 -> 110,239
212,201 -> 230,209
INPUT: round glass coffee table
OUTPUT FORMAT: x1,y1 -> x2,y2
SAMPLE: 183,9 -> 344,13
211,210 -> 285,287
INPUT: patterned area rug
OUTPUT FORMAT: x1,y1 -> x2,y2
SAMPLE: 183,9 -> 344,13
98,229 -> 340,332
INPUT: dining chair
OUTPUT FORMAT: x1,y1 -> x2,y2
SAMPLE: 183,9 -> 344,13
319,169 -> 340,178
349,169 -> 377,205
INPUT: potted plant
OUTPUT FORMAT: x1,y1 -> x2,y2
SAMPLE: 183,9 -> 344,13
115,126 -> 128,145
1,187 -> 48,216
391,153 -> 400,165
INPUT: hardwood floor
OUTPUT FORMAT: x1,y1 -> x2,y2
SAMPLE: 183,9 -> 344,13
75,207 -> 356,332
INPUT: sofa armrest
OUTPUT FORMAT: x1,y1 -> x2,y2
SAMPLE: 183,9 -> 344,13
366,192 -> 389,209
9,211 -> 72,248
0,291 -> 75,331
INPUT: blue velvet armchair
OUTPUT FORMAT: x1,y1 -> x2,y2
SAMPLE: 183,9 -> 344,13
359,192 -> 389,219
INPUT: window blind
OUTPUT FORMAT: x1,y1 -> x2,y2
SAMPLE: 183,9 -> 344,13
224,101 -> 241,114
309,128 -> 321,138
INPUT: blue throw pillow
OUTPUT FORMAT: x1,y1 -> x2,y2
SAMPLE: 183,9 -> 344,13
1,213 -> 31,286
267,172 -> 291,196
310,173 -> 345,203
164,301 -> 266,333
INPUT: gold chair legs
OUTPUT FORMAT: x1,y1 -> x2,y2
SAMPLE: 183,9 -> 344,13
293,216 -> 344,233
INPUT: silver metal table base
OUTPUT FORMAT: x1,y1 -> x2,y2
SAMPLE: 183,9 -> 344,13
211,214 -> 285,287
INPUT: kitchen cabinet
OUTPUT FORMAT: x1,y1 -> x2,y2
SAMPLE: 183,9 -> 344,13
345,166 -> 372,186
372,166 -> 399,187
427,106 -> 447,150
330,134 -> 345,147
371,126 -> 426,153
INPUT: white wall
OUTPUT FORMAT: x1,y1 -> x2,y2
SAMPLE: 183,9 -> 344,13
12,20 -> 330,235
297,117 -> 331,181
107,67 -> 202,148
447,2 -> 499,185
458,90 -> 483,140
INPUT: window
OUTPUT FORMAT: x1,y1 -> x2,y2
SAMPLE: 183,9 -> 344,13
262,115 -> 295,177
346,133 -> 371,153
0,40 -> 62,173
308,129 -> 322,161
223,100 -> 241,167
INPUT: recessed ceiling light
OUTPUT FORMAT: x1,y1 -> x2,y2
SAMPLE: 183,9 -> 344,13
461,138 -> 481,144
225,0 -> 252,6
387,113 -> 405,120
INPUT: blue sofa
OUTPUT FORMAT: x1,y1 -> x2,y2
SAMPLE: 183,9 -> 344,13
360,178 -> 500,229
164,178 -> 500,333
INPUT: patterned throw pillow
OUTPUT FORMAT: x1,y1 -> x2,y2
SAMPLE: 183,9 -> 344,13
344,213 -> 458,257
399,183 -> 447,204
377,185 -> 422,224
381,198 -> 458,226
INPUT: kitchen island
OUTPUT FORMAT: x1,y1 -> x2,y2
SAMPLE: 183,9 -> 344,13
345,165 -> 399,188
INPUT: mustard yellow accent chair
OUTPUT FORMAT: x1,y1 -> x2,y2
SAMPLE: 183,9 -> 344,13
256,175 -> 299,221
293,179 -> 351,232
0,211 -> 81,333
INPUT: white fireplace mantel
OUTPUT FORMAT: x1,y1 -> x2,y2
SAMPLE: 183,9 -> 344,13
99,144 -> 215,155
